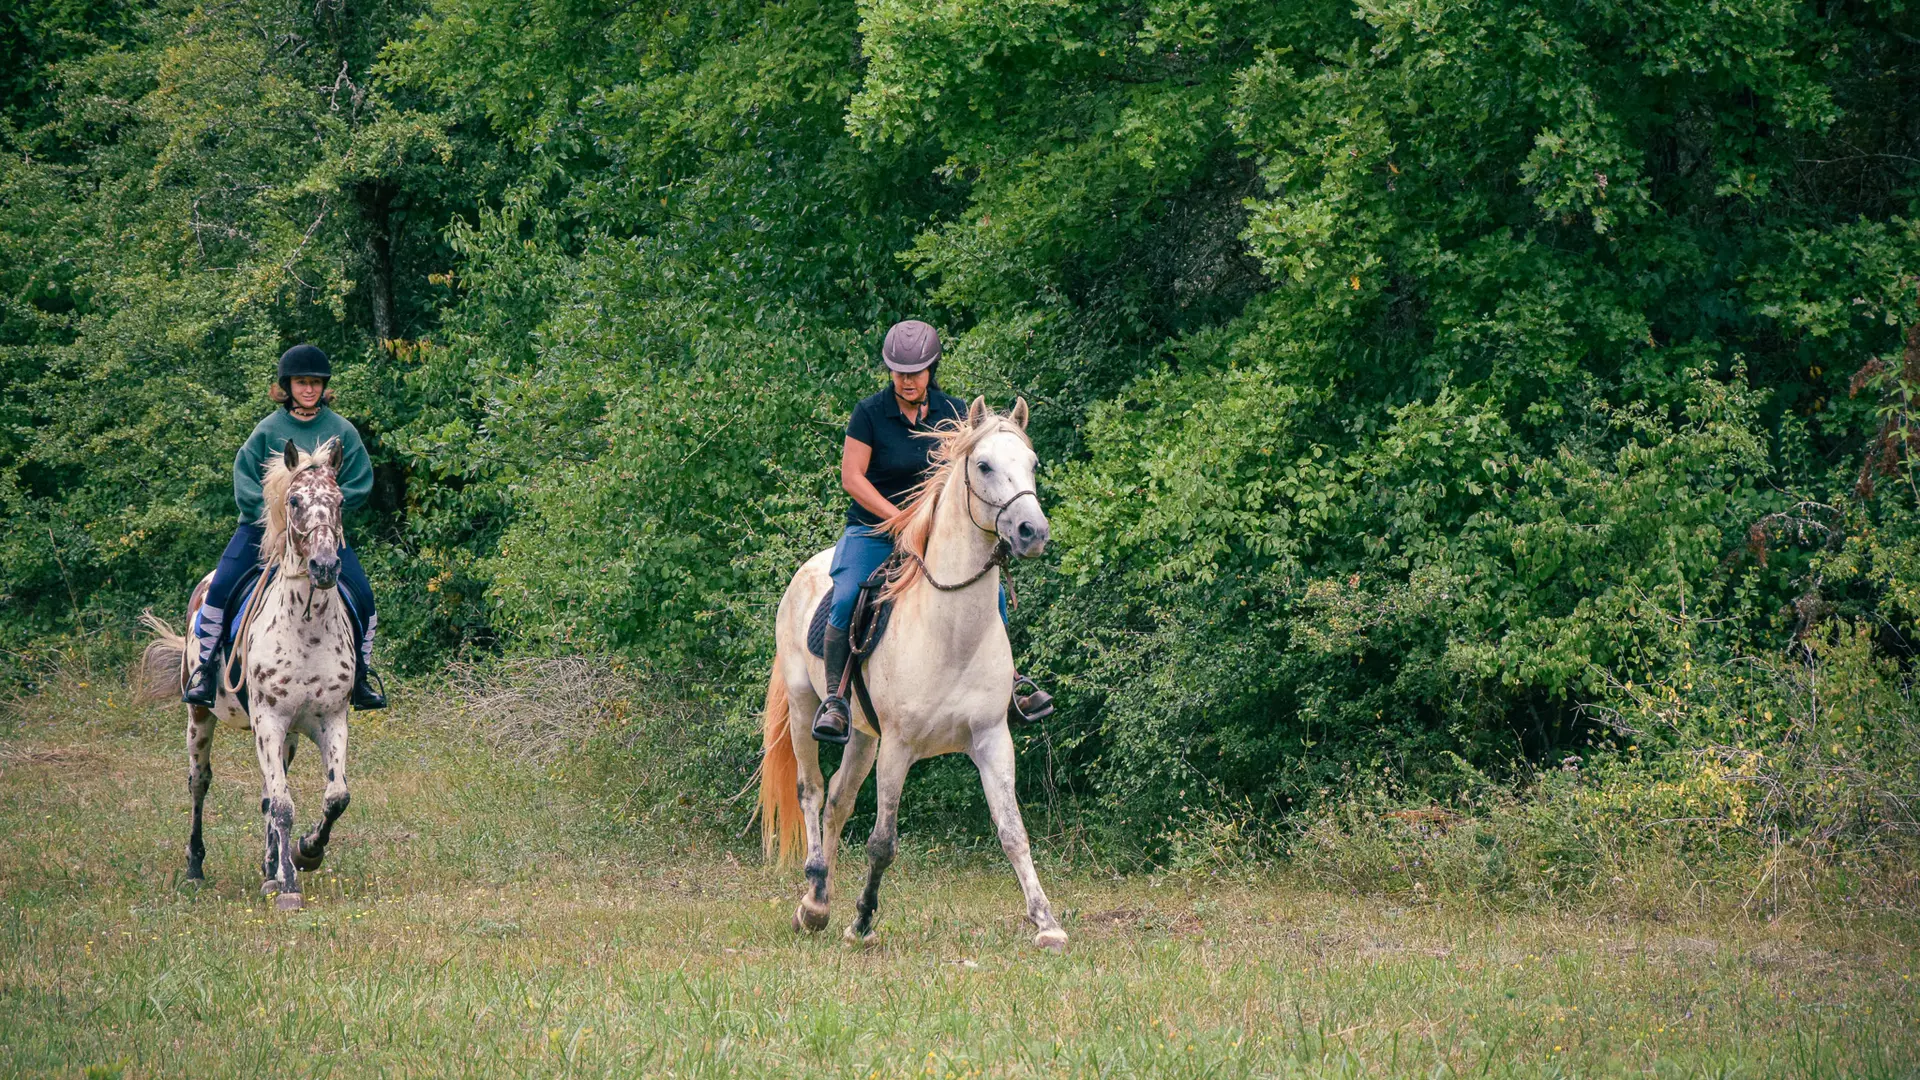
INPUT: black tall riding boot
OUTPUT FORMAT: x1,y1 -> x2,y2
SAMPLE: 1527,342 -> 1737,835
181,655 -> 219,707
811,624 -> 852,745
350,659 -> 388,711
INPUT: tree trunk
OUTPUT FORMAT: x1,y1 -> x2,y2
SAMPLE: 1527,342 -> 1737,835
355,180 -> 396,348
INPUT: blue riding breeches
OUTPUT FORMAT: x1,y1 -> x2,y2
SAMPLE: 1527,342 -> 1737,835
191,523 -> 378,667
827,525 -> 1006,629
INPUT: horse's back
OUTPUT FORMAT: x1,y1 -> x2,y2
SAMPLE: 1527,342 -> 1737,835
774,549 -> 834,690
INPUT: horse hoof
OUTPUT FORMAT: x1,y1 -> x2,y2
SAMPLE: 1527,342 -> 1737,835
842,924 -> 877,947
275,892 -> 303,912
1034,928 -> 1068,952
794,899 -> 830,933
292,846 -> 324,872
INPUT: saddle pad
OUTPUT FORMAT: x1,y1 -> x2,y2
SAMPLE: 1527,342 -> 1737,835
806,565 -> 894,659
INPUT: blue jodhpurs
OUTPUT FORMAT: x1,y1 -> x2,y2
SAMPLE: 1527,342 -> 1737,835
827,525 -> 1006,629
192,524 -> 378,667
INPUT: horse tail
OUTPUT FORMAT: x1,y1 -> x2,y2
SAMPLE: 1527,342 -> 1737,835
134,609 -> 188,703
759,648 -> 802,867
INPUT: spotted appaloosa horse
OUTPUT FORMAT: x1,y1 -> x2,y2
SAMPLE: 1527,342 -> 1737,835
759,398 -> 1068,950
139,439 -> 358,910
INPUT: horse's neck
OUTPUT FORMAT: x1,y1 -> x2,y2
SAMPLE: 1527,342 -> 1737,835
256,571 -> 349,651
907,469 -> 1002,642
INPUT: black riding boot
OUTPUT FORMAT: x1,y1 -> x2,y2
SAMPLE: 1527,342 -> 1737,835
350,658 -> 388,711
182,654 -> 219,707
811,624 -> 852,745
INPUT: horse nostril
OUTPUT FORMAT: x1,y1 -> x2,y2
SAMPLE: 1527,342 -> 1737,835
1018,521 -> 1036,540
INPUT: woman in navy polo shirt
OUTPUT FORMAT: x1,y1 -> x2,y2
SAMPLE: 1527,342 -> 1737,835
811,320 -> 1052,743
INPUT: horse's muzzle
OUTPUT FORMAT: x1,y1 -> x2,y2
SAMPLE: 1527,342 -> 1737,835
308,558 -> 340,590
1009,516 -> 1050,558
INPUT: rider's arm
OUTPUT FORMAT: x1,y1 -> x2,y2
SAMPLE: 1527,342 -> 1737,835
232,430 -> 269,523
841,437 -> 900,522
335,426 -> 373,513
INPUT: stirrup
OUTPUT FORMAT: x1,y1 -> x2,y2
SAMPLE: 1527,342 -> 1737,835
182,656 -> 219,707
1009,674 -> 1054,723
811,697 -> 851,745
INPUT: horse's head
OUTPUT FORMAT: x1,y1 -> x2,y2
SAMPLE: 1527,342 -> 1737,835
263,439 -> 346,589
963,396 -> 1049,558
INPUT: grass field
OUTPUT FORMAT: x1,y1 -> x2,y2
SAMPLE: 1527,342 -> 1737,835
2,671 -> 1917,1078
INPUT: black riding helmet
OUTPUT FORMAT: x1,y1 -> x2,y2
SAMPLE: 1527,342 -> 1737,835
277,344 -> 331,406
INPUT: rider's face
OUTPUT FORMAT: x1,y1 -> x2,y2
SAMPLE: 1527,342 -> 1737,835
289,376 -> 326,411
891,368 -> 930,405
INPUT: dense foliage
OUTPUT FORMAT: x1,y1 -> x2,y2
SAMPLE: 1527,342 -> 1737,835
5,0 -> 1919,865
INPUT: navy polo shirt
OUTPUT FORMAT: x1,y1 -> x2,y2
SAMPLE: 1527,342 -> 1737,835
846,386 -> 966,527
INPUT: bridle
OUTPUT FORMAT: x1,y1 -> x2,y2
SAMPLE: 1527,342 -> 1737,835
281,474 -> 342,582
894,447 -> 1039,594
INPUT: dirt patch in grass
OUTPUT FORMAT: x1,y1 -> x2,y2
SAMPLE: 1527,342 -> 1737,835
0,745 -> 106,767
1077,906 -> 1204,936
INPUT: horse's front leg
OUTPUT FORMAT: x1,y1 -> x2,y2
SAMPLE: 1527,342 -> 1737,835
822,726 -> 878,904
185,705 -> 216,881
294,712 -> 349,872
969,724 -> 1066,951
846,738 -> 913,945
251,717 -> 302,909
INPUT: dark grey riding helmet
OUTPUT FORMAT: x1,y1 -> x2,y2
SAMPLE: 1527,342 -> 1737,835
277,344 -> 332,400
882,320 -> 941,373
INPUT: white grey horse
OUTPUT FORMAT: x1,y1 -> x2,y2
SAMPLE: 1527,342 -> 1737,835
759,398 -> 1067,950
139,439 -> 358,910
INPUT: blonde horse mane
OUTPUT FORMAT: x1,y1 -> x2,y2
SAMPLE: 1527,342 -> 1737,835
874,408 -> 1031,601
257,439 -> 338,572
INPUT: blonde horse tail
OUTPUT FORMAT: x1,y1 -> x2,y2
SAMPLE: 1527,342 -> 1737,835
134,609 -> 189,703
759,648 -> 803,867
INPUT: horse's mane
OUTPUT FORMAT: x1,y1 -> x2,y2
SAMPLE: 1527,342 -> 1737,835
256,440 -> 337,571
875,410 -> 1031,601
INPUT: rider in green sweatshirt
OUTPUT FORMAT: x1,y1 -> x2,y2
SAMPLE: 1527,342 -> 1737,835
181,344 -> 386,709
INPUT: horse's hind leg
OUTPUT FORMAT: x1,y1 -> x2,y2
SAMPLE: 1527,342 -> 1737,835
295,715 -> 349,872
185,705 -> 216,882
846,738 -> 913,945
251,718 -> 301,909
788,689 -> 832,932
969,725 -> 1066,951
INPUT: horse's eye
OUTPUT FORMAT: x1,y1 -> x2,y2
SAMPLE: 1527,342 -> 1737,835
978,462 -> 993,474
288,495 -> 301,508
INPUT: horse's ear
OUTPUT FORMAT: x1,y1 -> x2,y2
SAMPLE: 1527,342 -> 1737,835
282,439 -> 299,471
326,439 -> 342,470
1010,397 -> 1029,430
967,396 -> 988,426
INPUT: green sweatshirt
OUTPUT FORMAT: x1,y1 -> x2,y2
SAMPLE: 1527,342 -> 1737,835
233,407 -> 373,524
